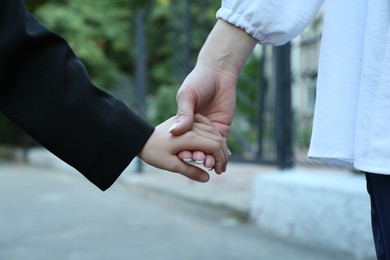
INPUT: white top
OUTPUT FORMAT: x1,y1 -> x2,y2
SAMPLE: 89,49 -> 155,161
217,0 -> 390,174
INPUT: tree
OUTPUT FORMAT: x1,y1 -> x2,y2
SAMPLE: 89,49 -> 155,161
4,0 -> 264,161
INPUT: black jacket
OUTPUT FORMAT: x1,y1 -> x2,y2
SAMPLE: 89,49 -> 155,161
0,0 -> 154,190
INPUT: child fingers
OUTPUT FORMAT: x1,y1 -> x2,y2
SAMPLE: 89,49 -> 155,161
192,151 -> 206,164
184,134 -> 225,174
204,154 -> 215,169
177,150 -> 216,169
177,151 -> 193,161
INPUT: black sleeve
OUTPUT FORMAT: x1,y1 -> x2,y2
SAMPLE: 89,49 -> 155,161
0,0 -> 154,190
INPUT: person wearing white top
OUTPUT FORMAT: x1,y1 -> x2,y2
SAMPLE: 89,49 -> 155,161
170,0 -> 390,258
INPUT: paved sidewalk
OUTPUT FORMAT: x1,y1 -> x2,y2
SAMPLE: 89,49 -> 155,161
0,160 -> 355,260
3,147 -> 363,258
121,162 -> 374,259
23,146 -> 351,221
120,159 -> 352,219
120,161 -> 278,220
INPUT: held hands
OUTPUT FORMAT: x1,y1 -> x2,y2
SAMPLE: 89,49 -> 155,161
168,20 -> 257,174
138,114 -> 228,183
139,21 -> 257,181
170,63 -> 237,174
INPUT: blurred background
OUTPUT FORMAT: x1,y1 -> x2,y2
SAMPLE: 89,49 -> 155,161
0,1 -> 376,259
2,0 -> 325,168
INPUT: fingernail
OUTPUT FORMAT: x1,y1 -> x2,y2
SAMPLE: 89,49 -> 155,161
195,160 -> 204,164
200,173 -> 209,182
169,122 -> 179,133
183,158 -> 192,162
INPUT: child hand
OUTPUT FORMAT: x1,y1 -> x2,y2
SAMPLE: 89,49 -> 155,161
138,115 -> 228,182
176,114 -> 230,174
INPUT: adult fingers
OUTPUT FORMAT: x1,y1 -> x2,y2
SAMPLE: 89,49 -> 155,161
191,122 -> 229,173
172,158 -> 211,183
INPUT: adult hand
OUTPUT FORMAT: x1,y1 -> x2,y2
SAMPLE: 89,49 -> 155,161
170,63 -> 237,139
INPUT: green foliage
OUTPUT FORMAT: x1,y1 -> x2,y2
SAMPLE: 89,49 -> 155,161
148,84 -> 178,126
225,54 -> 262,155
236,54 -> 261,123
146,0 -> 220,122
146,3 -> 176,90
30,0 -> 133,88
146,0 -> 220,95
25,0 -> 220,94
17,1 -> 269,160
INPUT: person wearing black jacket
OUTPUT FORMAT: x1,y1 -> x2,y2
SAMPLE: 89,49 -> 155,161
0,0 -> 229,190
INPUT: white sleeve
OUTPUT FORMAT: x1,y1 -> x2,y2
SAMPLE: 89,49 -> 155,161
216,0 -> 325,45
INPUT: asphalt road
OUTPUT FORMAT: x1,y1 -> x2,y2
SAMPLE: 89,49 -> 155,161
0,163 -> 353,260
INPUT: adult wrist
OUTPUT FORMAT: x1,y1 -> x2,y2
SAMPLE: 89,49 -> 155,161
197,19 -> 257,76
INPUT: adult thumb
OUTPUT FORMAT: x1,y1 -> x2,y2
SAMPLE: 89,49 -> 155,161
169,92 -> 195,136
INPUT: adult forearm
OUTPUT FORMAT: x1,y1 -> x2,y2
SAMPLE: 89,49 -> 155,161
197,20 -> 257,77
